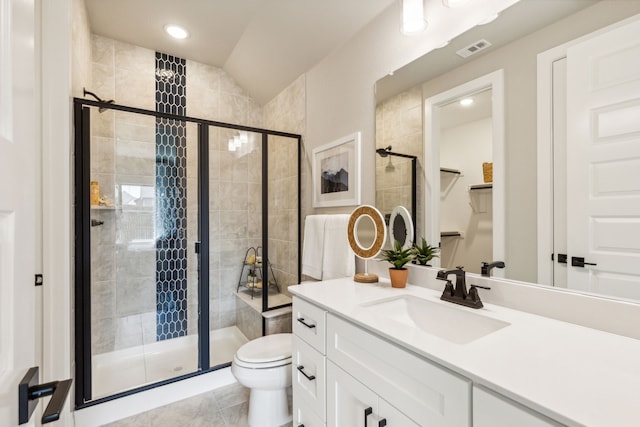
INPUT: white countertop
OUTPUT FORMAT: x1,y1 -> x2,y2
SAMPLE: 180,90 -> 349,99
289,278 -> 640,427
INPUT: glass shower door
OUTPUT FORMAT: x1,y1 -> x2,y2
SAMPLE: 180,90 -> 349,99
88,106 -> 200,399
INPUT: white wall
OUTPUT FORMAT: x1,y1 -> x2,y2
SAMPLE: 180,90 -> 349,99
305,0 -> 640,282
303,0 -> 518,218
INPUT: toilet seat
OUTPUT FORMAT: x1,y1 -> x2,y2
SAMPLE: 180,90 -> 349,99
234,333 -> 292,369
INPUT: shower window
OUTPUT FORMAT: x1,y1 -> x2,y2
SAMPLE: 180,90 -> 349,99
74,99 -> 301,406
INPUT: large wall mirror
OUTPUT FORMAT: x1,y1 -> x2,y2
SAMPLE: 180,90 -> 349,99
374,0 -> 640,302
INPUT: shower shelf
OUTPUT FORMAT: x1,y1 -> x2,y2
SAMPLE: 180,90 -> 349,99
236,246 -> 279,299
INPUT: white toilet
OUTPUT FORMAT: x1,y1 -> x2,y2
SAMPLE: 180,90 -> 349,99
231,333 -> 292,427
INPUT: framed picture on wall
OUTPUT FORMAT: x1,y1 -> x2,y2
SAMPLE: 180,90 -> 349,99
312,132 -> 361,208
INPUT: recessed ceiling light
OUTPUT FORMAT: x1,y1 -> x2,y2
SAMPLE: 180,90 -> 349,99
460,98 -> 474,107
164,24 -> 189,39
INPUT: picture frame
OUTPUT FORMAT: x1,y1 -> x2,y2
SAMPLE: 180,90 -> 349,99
312,132 -> 361,208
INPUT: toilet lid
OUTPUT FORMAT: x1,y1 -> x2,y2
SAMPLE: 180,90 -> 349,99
236,333 -> 292,364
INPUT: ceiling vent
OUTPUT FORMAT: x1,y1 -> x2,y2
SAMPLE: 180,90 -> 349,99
456,39 -> 492,58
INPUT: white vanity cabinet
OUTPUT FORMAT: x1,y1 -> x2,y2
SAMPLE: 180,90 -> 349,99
327,360 -> 419,427
292,297 -> 327,426
326,314 -> 471,427
293,296 -> 566,427
473,386 -> 564,427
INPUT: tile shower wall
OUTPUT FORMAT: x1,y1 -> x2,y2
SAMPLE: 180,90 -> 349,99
155,53 -> 188,340
375,85 -> 423,240
264,76 -> 305,299
89,34 -> 265,355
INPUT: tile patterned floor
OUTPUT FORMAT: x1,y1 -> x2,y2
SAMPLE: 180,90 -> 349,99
102,383 -> 293,427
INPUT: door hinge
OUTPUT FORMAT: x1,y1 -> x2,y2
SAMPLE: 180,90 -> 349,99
35,274 -> 43,286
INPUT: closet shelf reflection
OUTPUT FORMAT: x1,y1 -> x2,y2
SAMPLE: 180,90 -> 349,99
440,167 -> 462,175
441,231 -> 462,237
469,184 -> 492,190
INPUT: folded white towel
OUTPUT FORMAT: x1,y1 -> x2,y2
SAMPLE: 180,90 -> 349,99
301,215 -> 328,280
322,214 -> 355,280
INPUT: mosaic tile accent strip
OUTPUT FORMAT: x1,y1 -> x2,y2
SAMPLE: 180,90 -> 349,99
155,52 -> 188,341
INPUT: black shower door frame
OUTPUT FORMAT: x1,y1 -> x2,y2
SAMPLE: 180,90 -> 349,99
73,97 -> 301,408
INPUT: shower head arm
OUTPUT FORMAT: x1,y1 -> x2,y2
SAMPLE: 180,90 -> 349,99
83,88 -> 115,106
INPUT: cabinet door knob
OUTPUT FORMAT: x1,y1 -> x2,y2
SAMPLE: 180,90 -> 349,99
364,406 -> 373,426
296,365 -> 316,381
297,317 -> 316,329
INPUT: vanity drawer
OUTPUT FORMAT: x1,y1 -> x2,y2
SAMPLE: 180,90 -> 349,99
327,314 -> 471,427
293,396 -> 326,427
473,386 -> 564,427
292,334 -> 326,420
293,297 -> 326,353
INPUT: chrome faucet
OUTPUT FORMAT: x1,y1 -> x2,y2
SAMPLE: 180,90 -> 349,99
436,266 -> 490,309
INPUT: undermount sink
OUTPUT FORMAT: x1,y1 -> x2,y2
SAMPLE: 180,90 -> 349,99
360,294 -> 510,344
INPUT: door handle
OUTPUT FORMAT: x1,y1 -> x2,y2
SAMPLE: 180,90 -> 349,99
296,365 -> 316,381
379,418 -> 387,427
364,406 -> 373,426
571,256 -> 597,268
19,366 -> 73,424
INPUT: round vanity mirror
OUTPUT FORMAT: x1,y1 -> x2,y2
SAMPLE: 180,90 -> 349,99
388,206 -> 414,250
355,214 -> 376,250
347,205 -> 387,283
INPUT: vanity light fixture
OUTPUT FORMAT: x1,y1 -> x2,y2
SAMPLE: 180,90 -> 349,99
228,138 -> 237,152
402,0 -> 427,35
460,98 -> 474,107
164,24 -> 189,39
443,0 -> 471,8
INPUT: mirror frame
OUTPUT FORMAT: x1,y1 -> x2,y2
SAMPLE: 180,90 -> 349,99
347,205 -> 387,259
389,205 -> 414,250
424,70 -> 505,272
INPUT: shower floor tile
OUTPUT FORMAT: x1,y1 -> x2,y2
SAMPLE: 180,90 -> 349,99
92,326 -> 248,399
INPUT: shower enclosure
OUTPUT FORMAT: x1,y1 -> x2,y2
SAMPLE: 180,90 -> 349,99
73,98 -> 301,406
375,147 -> 417,237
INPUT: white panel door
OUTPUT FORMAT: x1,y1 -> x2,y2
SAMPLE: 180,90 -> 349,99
552,58 -> 568,288
327,361 -> 378,427
0,0 -> 41,425
566,15 -> 640,299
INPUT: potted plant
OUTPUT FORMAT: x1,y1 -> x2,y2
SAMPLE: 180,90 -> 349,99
380,240 -> 414,288
412,238 -> 439,266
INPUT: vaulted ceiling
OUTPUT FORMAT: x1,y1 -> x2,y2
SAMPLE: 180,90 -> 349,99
84,0 -> 396,105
